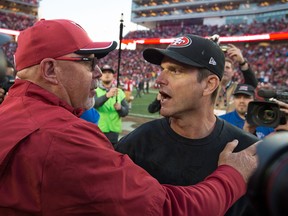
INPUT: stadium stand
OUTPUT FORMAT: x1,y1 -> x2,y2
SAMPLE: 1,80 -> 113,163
107,0 -> 288,89
0,0 -> 38,64
0,0 -> 287,90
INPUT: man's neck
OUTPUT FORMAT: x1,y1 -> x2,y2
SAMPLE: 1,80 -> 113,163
169,109 -> 216,139
237,111 -> 246,120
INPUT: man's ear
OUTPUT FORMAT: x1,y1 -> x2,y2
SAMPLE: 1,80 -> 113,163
203,75 -> 220,96
39,58 -> 59,85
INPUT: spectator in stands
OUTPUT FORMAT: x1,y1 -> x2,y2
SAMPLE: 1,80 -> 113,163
94,64 -> 129,146
214,44 -> 258,115
0,19 -> 258,216
219,84 -> 274,138
116,34 -> 259,216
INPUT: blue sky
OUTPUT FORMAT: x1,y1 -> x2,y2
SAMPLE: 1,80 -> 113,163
38,0 -> 144,42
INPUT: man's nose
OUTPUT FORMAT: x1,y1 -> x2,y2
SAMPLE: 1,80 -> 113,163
155,71 -> 167,86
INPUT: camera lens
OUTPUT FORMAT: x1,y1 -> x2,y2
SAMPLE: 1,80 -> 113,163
256,105 -> 278,124
261,109 -> 275,124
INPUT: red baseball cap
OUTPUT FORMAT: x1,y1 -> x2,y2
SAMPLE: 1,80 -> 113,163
14,19 -> 117,71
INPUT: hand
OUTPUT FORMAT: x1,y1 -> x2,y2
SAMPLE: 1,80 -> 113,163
114,102 -> 121,110
106,87 -> 118,98
0,88 -> 5,104
226,44 -> 246,65
243,120 -> 257,135
218,140 -> 258,183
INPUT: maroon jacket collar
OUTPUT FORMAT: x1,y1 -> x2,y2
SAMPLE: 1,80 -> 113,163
9,79 -> 84,117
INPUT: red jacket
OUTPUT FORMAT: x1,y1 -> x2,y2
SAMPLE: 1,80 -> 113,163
0,80 -> 246,216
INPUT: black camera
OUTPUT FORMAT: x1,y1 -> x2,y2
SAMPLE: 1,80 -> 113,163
246,89 -> 288,128
248,132 -> 288,216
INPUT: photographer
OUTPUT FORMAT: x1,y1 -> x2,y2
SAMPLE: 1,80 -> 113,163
214,44 -> 258,115
220,84 -> 274,139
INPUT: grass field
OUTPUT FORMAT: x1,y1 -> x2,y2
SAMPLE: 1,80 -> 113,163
129,88 -> 161,119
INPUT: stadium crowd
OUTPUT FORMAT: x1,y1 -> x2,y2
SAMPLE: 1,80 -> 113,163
14,0 -> 39,5
97,41 -> 288,89
124,19 -> 288,39
133,0 -> 283,18
0,11 -> 36,31
0,13 -> 287,89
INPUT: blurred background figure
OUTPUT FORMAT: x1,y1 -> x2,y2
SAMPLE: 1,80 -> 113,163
94,64 -> 129,147
0,33 -> 12,104
144,74 -> 150,94
219,84 -> 274,139
135,76 -> 144,98
214,44 -> 258,115
6,60 -> 16,78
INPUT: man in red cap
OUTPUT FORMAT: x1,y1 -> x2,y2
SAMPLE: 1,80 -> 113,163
0,19 -> 257,216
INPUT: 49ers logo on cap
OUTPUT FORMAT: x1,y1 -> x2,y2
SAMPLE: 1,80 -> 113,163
169,36 -> 191,48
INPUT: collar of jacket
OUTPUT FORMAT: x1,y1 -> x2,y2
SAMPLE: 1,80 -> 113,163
9,79 -> 84,117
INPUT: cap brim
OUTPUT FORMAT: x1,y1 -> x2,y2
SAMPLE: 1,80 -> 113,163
234,91 -> 254,96
75,41 -> 117,59
101,68 -> 115,74
143,48 -> 203,68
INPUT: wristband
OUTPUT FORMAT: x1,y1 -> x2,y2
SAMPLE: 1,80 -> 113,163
239,59 -> 247,66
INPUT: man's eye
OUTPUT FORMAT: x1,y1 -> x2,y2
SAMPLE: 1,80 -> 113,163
171,69 -> 181,74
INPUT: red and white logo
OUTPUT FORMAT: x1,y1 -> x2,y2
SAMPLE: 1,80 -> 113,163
169,36 -> 191,48
239,85 -> 249,91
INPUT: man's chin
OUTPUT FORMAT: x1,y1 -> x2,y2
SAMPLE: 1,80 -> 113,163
159,108 -> 171,118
